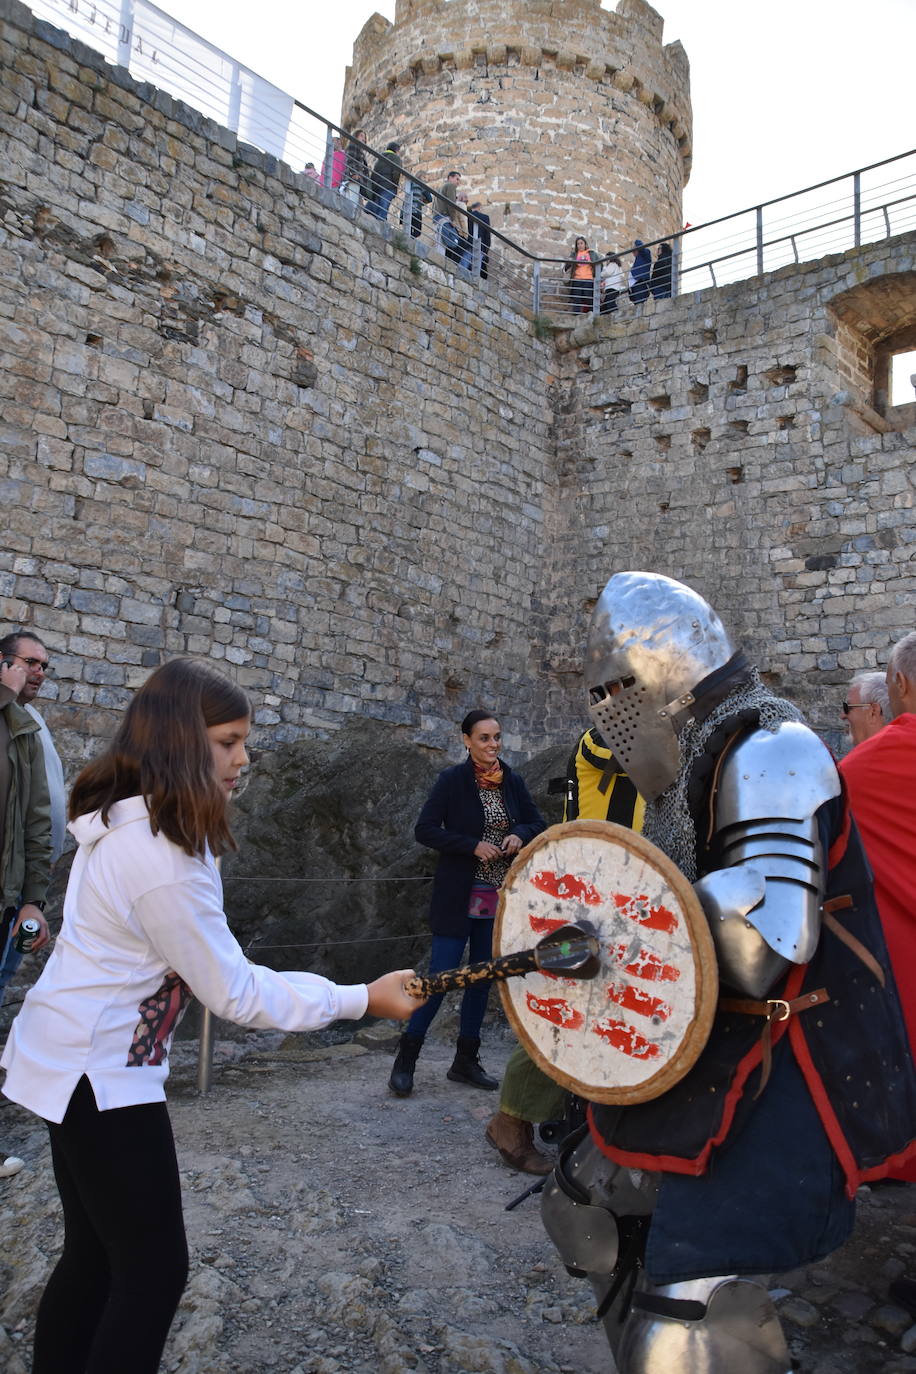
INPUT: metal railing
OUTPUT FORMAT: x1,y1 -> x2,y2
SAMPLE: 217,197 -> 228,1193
22,0 -> 916,322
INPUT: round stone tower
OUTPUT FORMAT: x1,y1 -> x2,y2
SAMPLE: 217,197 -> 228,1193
342,0 -> 691,261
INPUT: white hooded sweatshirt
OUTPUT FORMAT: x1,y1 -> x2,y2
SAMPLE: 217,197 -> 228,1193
1,797 -> 368,1122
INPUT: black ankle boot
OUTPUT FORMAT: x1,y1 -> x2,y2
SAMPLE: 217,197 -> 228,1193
389,1033 -> 423,1097
447,1036 -> 499,1090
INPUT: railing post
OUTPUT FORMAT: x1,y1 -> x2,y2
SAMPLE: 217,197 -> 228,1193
853,171 -> 862,247
403,179 -> 414,235
471,225 -> 482,276
197,1005 -> 214,1094
116,0 -> 135,68
755,205 -> 764,276
592,267 -> 602,315
532,261 -> 541,316
227,62 -> 242,134
671,237 -> 681,297
322,124 -> 334,188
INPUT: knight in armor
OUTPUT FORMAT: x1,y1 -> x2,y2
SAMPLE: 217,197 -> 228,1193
541,571 -> 916,1373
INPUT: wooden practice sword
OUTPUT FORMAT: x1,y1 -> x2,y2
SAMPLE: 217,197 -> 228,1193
405,920 -> 600,998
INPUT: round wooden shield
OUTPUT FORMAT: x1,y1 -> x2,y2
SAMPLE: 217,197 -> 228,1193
495,820 -> 718,1105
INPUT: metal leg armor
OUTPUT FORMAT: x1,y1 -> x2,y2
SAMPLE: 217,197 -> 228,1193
541,1134 -> 791,1373
541,1131 -> 658,1359
619,1276 -> 792,1373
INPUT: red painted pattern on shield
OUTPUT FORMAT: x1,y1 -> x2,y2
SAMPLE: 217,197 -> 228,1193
530,870 -> 602,905
592,1018 -> 663,1059
613,892 -> 679,935
528,913 -> 571,936
526,992 -> 585,1031
613,943 -> 681,983
606,982 -> 672,1022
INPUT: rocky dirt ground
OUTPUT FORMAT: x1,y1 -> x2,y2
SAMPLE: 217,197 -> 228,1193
4,1009 -> 916,1374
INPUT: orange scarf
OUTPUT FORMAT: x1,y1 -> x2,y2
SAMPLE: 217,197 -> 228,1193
473,760 -> 503,789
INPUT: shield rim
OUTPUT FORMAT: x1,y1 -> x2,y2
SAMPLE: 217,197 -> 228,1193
495,819 -> 719,1105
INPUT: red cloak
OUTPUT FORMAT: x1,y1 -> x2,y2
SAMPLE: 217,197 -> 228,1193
840,713 -> 916,1181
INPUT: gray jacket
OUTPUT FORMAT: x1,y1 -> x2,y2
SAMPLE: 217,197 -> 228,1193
0,685 -> 52,909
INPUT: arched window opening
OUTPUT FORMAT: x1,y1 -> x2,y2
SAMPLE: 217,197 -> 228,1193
890,348 -> 916,407
827,273 -> 916,432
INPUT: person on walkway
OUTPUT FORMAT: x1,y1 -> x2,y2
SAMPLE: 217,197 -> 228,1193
1,658 -> 421,1374
628,240 -> 652,303
0,650 -> 52,1179
467,201 -> 492,279
321,136 -> 346,191
0,630 -> 65,1007
485,726 -> 645,1174
649,242 -> 673,298
437,170 -> 463,229
455,191 -> 475,270
366,139 -> 403,221
341,129 -> 371,204
389,710 -> 546,1097
435,172 -> 466,264
841,668 -> 889,748
565,236 -> 599,313
600,253 -> 626,314
400,176 -> 432,238
540,572 -> 916,1372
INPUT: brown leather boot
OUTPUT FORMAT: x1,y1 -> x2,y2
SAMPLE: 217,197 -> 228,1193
485,1110 -> 553,1175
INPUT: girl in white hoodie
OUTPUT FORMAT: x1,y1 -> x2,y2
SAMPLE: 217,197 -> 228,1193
2,658 -> 422,1373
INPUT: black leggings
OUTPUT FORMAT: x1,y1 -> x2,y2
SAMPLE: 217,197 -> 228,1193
34,1076 -> 189,1374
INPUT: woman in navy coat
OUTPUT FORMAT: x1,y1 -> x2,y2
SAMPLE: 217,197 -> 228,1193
389,710 -> 546,1097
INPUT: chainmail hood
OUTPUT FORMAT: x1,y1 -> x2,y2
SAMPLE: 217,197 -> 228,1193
642,669 -> 803,882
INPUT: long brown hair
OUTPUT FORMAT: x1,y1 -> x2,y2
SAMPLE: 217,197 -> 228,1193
69,659 -> 251,857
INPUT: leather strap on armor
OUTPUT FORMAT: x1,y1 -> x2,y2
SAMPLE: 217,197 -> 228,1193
688,651 -> 752,725
594,1214 -> 651,1321
553,1123 -> 591,1206
631,1291 -> 708,1321
822,896 -> 886,987
718,987 -> 829,1097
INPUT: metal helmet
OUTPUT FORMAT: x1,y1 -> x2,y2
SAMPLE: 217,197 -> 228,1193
585,572 -> 736,801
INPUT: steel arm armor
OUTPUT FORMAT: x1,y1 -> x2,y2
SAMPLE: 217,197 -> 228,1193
693,721 -> 840,998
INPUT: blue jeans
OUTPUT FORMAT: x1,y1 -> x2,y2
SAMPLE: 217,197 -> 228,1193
366,188 -> 395,221
406,921 -> 494,1041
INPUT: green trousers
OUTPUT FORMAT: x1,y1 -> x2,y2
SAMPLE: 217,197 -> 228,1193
499,1042 -> 568,1123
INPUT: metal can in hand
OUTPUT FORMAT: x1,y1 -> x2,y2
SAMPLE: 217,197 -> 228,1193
13,917 -> 41,953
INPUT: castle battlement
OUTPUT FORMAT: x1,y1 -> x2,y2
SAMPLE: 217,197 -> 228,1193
343,0 -> 691,258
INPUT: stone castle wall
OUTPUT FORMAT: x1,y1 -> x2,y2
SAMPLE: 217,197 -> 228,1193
543,253 -> 916,753
0,0 -> 556,770
342,0 -> 691,260
1,0 -> 915,780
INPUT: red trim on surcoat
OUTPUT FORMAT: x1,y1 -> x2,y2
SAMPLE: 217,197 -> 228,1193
588,971 -> 800,1176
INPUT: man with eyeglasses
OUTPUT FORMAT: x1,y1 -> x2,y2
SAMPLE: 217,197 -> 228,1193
0,631 -> 55,1177
841,670 -> 889,749
0,633 -> 62,1003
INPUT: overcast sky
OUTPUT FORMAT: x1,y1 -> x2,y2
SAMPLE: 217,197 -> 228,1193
158,0 -> 913,226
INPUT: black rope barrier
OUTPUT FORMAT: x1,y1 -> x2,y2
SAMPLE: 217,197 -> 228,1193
245,932 -> 427,953
222,875 -> 433,884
